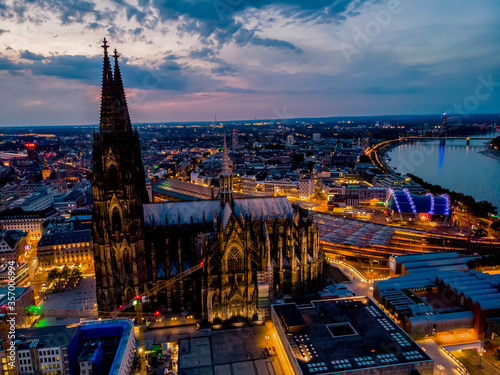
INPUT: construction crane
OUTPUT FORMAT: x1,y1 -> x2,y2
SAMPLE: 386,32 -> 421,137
1,263 -> 203,375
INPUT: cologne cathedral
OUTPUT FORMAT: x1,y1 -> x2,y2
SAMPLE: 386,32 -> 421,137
92,39 -> 323,324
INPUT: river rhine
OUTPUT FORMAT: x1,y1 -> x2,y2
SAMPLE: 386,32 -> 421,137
386,130 -> 500,211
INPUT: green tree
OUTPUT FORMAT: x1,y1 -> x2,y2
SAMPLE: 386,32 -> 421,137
47,268 -> 60,282
71,268 -> 82,279
60,266 -> 70,280
313,186 -> 327,201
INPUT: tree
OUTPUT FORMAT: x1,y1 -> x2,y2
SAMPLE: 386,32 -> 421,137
47,268 -> 60,282
71,268 -> 82,279
313,186 -> 327,201
60,266 -> 70,280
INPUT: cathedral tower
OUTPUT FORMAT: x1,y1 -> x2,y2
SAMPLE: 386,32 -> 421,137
92,39 -> 150,312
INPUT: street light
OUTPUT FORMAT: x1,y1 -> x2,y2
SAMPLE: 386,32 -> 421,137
437,365 -> 444,375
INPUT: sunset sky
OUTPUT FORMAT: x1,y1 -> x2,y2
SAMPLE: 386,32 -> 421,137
0,0 -> 499,126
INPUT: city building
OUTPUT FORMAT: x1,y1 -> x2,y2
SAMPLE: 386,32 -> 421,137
272,299 -> 433,375
77,341 -> 103,375
26,143 -> 38,163
373,175 -> 426,195
318,178 -> 387,206
153,179 -> 217,201
67,319 -> 136,375
0,207 -> 58,242
242,176 -> 314,200
374,270 -> 500,340
92,41 -> 323,323
0,263 -> 29,287
42,160 -> 52,180
286,134 -> 294,147
312,133 -> 321,143
441,112 -> 448,132
327,195 -> 359,209
386,189 -> 452,222
388,252 -> 476,276
0,286 -> 34,327
8,324 -> 77,375
298,178 -> 314,199
53,190 -> 86,215
263,178 -> 299,199
0,230 -> 27,263
231,129 -> 238,152
20,190 -> 54,212
37,215 -> 92,268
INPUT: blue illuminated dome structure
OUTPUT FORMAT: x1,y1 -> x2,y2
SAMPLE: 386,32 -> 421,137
386,189 -> 451,222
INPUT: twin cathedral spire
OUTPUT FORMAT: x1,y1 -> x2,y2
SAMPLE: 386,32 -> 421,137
99,38 -> 132,134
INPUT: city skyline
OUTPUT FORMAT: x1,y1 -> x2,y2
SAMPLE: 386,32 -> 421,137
0,0 -> 499,126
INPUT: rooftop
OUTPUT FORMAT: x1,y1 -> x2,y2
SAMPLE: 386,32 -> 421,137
0,286 -> 30,305
143,196 -> 294,226
38,215 -> 91,247
15,325 -> 77,351
314,212 -> 409,248
0,206 -> 58,220
153,178 -> 217,201
272,298 -> 432,374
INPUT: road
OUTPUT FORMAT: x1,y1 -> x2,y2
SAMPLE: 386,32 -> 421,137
416,339 -> 461,375
325,261 -> 374,298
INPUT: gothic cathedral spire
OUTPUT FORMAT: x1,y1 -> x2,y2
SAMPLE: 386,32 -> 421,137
99,38 -> 115,130
93,38 -> 149,313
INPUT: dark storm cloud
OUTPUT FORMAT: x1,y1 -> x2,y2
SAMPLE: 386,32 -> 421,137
0,56 -> 23,71
20,50 -> 46,61
1,0 -> 371,52
15,0 -> 98,24
211,62 -> 237,75
157,0 -> 369,50
0,52 -> 193,91
233,28 -> 302,52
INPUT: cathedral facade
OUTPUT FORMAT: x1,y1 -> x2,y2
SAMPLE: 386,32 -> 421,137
92,40 -> 323,323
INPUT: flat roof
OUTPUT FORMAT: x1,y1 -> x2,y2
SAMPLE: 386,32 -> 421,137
272,298 -> 432,374
274,303 -> 307,331
16,325 -> 77,350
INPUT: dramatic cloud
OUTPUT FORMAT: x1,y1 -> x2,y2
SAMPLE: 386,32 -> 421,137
0,0 -> 499,125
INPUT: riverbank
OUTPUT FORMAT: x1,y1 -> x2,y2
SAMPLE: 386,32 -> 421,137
381,132 -> 500,213
479,148 -> 500,161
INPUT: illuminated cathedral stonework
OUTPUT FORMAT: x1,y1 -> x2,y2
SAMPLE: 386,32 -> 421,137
92,39 -> 323,323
